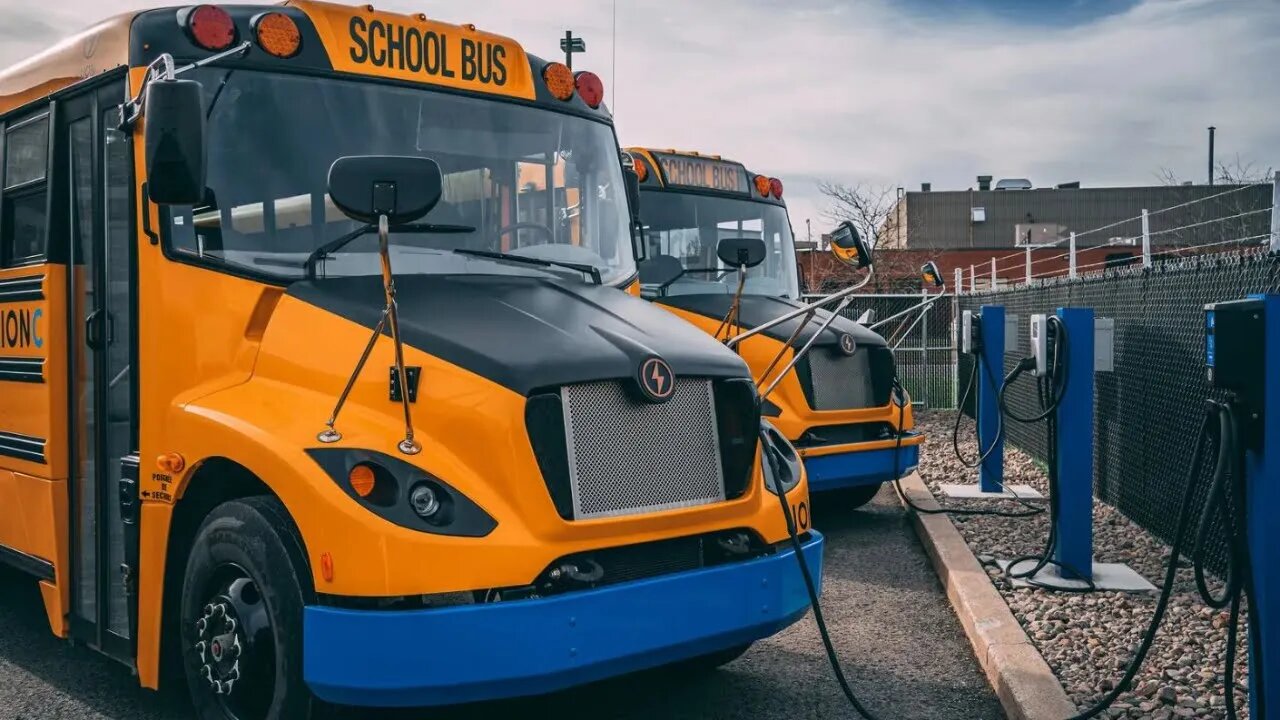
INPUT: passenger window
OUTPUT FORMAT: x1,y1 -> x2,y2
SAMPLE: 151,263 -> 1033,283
2,114 -> 50,266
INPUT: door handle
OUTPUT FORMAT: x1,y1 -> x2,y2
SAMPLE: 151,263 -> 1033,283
86,310 -> 114,350
86,310 -> 103,350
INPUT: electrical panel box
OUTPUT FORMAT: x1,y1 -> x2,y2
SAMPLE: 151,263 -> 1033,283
1005,313 -> 1019,353
1094,318 -> 1115,373
1029,314 -> 1049,377
1205,298 -> 1264,402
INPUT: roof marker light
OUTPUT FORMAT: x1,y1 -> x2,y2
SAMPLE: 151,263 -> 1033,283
770,177 -> 784,199
180,5 -> 236,52
542,62 -> 575,101
575,71 -> 604,109
754,175 -> 771,197
253,12 -> 301,58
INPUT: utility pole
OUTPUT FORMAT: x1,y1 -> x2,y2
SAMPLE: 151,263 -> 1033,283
561,31 -> 586,70
1208,126 -> 1216,185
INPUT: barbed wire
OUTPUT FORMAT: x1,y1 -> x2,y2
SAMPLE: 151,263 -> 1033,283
983,181 -> 1271,267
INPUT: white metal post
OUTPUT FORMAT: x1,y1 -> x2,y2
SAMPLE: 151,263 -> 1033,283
1271,171 -> 1279,252
954,267 -> 963,295
990,256 -> 997,290
1069,232 -> 1077,279
1141,209 -> 1151,268
969,264 -> 976,293
1024,246 -> 1032,284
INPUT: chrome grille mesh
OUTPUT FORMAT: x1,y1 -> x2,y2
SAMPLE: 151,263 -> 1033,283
805,349 -> 876,411
561,379 -> 725,520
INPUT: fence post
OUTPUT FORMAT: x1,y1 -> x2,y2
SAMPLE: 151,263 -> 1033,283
1141,209 -> 1151,268
1271,170 -> 1279,252
921,288 -> 930,409
969,264 -> 976,293
1069,232 -> 1077,279
1025,246 -> 1032,284
990,256 -> 997,289
954,267 -> 963,296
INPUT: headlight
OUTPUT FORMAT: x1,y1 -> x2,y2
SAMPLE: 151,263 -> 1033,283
760,420 -> 802,495
308,448 -> 496,537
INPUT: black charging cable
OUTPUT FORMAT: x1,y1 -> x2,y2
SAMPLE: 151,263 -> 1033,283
1068,398 -> 1261,720
763,429 -> 885,720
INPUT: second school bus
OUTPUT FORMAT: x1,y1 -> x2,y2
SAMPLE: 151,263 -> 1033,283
0,4 -> 822,718
627,148 -> 924,508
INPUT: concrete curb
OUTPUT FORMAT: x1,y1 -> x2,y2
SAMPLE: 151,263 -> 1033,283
896,473 -> 1077,720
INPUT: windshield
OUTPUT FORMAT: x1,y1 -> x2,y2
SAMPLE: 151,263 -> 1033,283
639,190 -> 799,299
164,70 -> 635,284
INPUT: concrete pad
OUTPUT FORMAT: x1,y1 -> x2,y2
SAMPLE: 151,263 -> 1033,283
896,473 -> 1077,720
938,483 -> 1045,500
997,559 -> 1158,592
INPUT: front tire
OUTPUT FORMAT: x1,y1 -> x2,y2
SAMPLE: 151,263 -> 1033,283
180,496 -> 316,720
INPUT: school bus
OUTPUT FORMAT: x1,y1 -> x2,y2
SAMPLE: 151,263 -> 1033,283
627,148 -> 923,509
0,6 -> 822,718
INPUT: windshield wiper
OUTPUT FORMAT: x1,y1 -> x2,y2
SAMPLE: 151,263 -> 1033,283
452,249 -> 603,285
303,222 -> 475,279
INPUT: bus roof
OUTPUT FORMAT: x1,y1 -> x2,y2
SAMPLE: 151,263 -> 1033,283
625,146 -> 785,206
1,2 -> 604,120
0,13 -> 135,116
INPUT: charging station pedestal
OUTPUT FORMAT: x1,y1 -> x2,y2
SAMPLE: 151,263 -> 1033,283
1209,294 -> 1278,718
1001,307 -> 1153,593
941,305 -> 1043,500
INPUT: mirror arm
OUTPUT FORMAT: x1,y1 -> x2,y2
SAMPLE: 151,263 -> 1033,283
754,309 -> 815,387
119,42 -> 251,131
726,269 -> 874,348
714,264 -> 749,341
303,223 -> 375,279
760,294 -> 856,401
867,290 -> 947,331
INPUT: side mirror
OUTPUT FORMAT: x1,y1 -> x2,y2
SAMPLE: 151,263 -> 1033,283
638,254 -> 685,290
717,237 -> 766,268
145,79 -> 207,205
921,260 -> 945,289
829,221 -> 872,269
328,155 -> 443,225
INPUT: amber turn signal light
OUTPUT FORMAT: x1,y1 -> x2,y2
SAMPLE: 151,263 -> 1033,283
349,464 -> 377,498
156,452 -> 186,474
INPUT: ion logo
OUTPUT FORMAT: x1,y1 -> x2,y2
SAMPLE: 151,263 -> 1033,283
637,357 -> 675,403
0,307 -> 41,350
839,333 -> 856,356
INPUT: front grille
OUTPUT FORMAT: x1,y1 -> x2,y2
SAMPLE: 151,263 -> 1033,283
798,345 -> 895,411
561,379 -> 725,519
795,421 -> 895,448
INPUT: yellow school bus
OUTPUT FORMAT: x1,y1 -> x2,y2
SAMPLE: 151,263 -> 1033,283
0,6 -> 822,718
627,148 -> 923,508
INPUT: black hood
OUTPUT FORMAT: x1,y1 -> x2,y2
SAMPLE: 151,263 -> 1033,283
287,276 -> 751,395
656,294 -> 887,349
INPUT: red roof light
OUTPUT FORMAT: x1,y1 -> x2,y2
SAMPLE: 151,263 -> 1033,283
769,177 -> 784,199
181,5 -> 237,52
575,71 -> 605,109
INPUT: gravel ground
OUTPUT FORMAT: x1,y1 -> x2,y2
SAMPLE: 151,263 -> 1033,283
0,488 -> 1000,720
916,411 -> 1251,719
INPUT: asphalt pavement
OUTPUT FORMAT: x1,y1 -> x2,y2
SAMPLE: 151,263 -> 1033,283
0,486 -> 1003,719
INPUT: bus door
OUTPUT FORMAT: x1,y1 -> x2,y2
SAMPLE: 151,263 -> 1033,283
60,81 -> 138,664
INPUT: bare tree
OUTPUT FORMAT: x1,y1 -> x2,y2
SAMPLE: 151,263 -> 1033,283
816,181 -> 932,292
1155,155 -> 1274,246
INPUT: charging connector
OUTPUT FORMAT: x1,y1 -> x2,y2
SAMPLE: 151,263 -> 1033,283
1029,314 -> 1050,377
961,310 -> 982,355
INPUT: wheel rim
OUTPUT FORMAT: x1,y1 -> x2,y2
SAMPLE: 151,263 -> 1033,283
192,564 -> 276,720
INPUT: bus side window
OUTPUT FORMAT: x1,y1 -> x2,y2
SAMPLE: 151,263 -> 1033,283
1,113 -> 51,267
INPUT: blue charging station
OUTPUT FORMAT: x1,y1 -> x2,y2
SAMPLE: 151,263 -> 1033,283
977,305 -> 1006,493
1206,294 -> 1277,718
1053,308 -> 1094,579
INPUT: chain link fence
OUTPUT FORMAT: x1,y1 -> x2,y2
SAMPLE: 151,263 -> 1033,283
804,293 -> 958,409
956,249 -> 1280,563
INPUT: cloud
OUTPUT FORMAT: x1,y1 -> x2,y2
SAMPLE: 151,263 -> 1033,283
2,0 -> 1275,229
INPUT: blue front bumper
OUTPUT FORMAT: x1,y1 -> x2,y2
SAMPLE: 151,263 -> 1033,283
303,531 -> 824,707
805,443 -> 919,493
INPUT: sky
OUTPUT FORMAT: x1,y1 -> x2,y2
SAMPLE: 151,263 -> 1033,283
2,0 -> 1277,233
